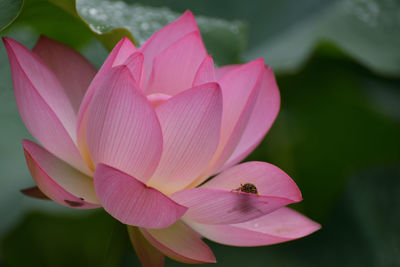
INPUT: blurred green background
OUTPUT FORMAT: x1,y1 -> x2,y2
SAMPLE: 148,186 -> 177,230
1,0 -> 400,266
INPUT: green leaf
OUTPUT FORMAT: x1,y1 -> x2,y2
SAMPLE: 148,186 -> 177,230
243,0 -> 400,76
0,0 -> 23,31
1,0 -> 246,64
4,0 -> 133,49
138,0 -> 400,75
58,0 -> 136,50
75,0 -> 246,64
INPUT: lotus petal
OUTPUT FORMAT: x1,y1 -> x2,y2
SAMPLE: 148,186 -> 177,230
94,164 -> 187,228
86,66 -> 162,181
141,220 -> 216,264
147,83 -> 222,194
127,226 -> 165,267
33,35 -> 97,112
23,140 -> 99,209
187,207 -> 321,246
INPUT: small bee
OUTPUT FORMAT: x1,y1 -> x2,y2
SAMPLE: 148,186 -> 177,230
232,183 -> 259,195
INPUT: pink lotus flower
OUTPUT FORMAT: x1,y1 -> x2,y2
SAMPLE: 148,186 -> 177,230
4,11 -> 320,265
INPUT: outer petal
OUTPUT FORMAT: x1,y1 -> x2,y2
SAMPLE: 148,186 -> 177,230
23,140 -> 100,209
202,161 -> 302,202
127,226 -> 165,267
86,66 -> 162,182
171,187 -> 298,225
33,36 -> 97,112
186,207 -> 321,246
3,37 -> 90,175
223,66 -> 281,170
94,164 -> 187,228
140,10 -> 200,86
192,55 -> 216,86
211,59 -> 264,167
189,59 -> 265,187
147,83 -> 222,194
145,31 -> 207,95
77,38 -> 136,166
3,37 -> 76,136
141,221 -> 216,264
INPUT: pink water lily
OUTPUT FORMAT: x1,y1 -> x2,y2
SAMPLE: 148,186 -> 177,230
4,10 -> 320,266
